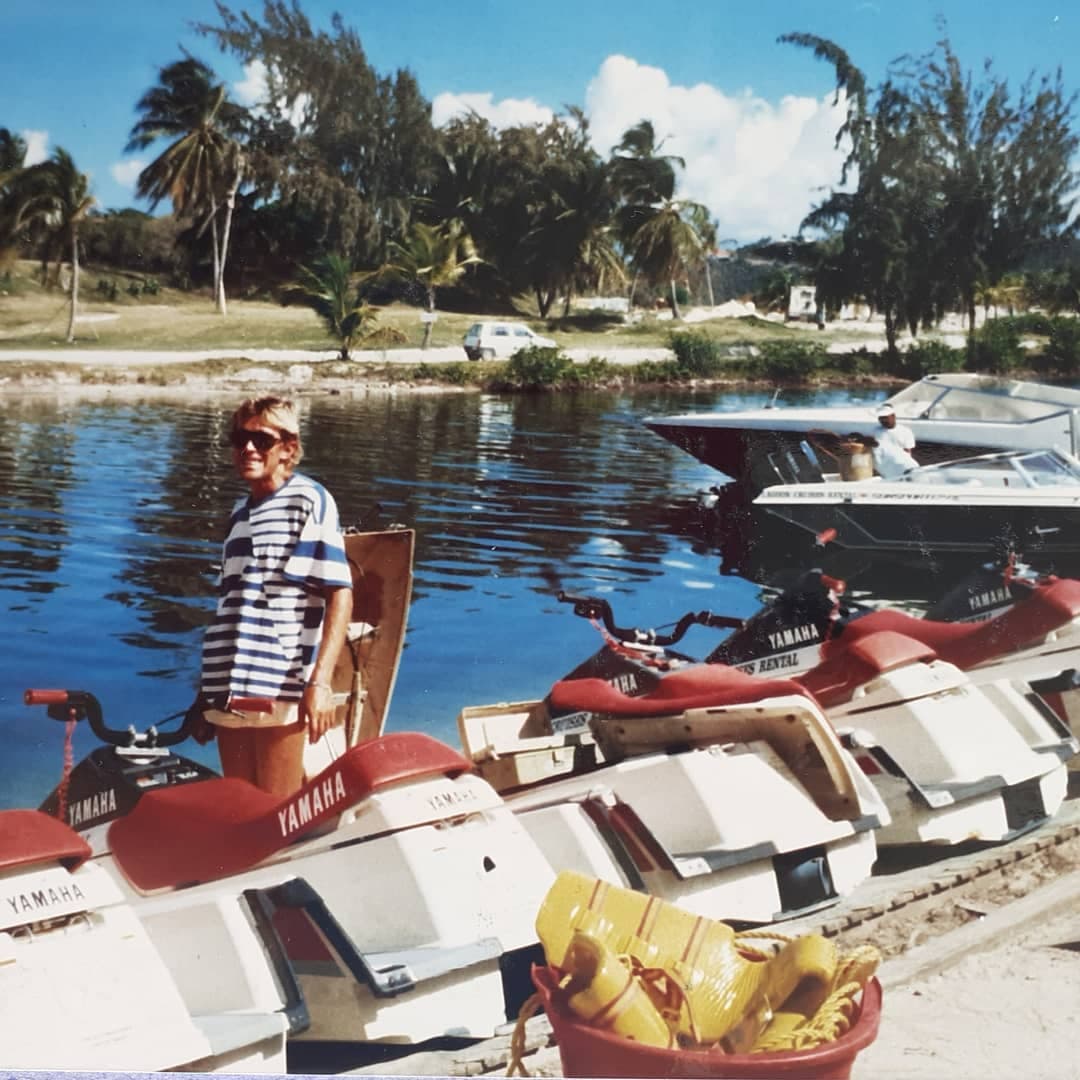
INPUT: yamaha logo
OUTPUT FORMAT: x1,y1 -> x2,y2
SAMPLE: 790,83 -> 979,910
767,624 -> 819,651
277,771 -> 348,837
68,788 -> 118,827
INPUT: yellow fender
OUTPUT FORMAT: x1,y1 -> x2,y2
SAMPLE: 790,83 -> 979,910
537,871 -> 840,1047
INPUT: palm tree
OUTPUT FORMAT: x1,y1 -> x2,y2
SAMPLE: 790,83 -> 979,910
630,201 -> 704,320
609,120 -> 686,310
127,55 -> 247,314
382,220 -> 481,348
23,148 -> 96,342
288,253 -> 379,360
685,204 -> 718,308
525,155 -> 626,318
0,129 -> 29,267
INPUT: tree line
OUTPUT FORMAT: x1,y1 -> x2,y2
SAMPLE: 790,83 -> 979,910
2,2 -> 1078,355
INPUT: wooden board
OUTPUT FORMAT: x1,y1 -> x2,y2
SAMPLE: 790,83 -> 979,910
303,527 -> 414,775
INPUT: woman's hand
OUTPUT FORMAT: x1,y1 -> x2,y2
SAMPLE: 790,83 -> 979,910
303,682 -> 338,742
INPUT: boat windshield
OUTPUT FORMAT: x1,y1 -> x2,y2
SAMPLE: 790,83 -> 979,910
1014,451 -> 1080,486
904,450 -> 1080,488
887,380 -> 1071,423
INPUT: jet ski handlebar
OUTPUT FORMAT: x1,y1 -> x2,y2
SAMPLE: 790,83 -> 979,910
557,591 -> 743,646
24,689 -> 276,748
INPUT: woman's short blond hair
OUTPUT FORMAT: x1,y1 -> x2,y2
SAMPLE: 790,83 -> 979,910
231,396 -> 304,464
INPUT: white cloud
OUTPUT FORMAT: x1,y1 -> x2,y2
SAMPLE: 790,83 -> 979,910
21,129 -> 49,166
432,91 -> 554,130
233,60 -> 309,128
585,55 -> 850,243
233,59 -> 268,107
110,159 -> 144,188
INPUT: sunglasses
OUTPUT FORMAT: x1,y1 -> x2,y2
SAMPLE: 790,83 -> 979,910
229,429 -> 287,453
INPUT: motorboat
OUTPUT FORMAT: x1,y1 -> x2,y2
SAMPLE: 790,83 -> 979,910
535,584 -> 1076,849
752,448 -> 1080,560
1,808 -> 298,1072
14,527 -> 557,1051
644,373 -> 1080,494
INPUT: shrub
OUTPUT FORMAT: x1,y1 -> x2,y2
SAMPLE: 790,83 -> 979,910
574,357 -> 616,383
669,330 -> 724,377
1005,311 -> 1056,337
1043,318 -> 1080,374
95,278 -> 119,301
141,277 -> 160,296
969,318 -> 1023,374
503,346 -> 577,389
898,339 -> 966,379
829,348 -> 876,377
754,341 -> 826,382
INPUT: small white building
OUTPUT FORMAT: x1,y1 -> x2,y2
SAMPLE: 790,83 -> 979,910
787,285 -> 818,322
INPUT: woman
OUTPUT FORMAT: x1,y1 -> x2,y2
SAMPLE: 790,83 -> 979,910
199,396 -> 353,795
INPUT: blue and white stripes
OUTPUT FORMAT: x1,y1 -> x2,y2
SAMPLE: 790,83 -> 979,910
201,473 -> 352,702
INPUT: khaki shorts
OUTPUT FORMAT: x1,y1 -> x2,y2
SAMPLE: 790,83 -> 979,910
205,700 -> 301,730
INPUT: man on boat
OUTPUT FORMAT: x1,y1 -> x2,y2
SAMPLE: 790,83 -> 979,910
870,404 -> 918,478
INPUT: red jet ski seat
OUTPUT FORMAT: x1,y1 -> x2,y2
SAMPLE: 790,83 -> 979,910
0,809 -> 91,872
796,631 -> 938,708
548,663 -> 815,718
108,733 -> 471,892
840,577 -> 1080,672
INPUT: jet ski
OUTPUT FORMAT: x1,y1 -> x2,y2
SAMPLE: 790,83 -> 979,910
458,675 -> 888,927
22,688 -> 554,1048
562,528 -> 1080,750
16,526 -> 555,1049
530,560 -> 1076,848
1,807 -> 300,1072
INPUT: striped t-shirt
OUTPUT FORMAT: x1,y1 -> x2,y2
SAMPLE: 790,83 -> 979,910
200,473 -> 352,702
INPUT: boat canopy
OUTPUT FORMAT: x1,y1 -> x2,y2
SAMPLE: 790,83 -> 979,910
887,375 -> 1080,424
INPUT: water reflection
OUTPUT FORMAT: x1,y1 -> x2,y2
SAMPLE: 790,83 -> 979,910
0,383 -> 895,808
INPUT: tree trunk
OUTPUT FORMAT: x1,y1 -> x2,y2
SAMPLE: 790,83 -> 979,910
421,286 -> 435,349
669,278 -> 682,321
216,165 -> 243,318
704,256 -> 715,308
563,288 -> 572,319
884,309 -> 898,357
206,199 -> 222,313
628,270 -> 639,311
65,228 -> 79,343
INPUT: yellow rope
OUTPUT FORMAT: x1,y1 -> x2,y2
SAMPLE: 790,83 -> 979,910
505,990 -> 545,1077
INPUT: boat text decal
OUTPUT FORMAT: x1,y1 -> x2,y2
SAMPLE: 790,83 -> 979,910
4,881 -> 86,922
767,624 -> 818,650
427,785 -> 480,812
277,771 -> 348,837
68,788 -> 118,827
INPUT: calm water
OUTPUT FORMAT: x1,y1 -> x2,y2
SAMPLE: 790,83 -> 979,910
0,384 -> 887,809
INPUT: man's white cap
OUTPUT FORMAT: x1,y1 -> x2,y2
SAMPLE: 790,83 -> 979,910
876,403 -> 895,418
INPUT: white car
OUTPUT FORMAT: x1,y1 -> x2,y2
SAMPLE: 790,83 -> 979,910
462,321 -> 556,360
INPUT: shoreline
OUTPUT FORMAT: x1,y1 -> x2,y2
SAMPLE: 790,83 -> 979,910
0,345 -> 916,399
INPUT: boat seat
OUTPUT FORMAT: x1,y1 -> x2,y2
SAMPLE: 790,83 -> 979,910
109,733 -> 471,893
0,809 -> 91,872
840,577 -> 1080,670
547,663 -> 814,719
796,631 -> 938,708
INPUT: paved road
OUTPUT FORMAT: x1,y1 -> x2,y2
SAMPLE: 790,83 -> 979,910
0,345 -> 675,366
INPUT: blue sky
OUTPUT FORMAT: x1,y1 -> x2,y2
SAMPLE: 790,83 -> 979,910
5,1 -> 1079,241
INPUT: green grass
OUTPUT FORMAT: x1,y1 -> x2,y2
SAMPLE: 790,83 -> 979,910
0,259 -> 805,354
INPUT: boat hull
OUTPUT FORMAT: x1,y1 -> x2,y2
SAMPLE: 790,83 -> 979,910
756,497 -> 1080,558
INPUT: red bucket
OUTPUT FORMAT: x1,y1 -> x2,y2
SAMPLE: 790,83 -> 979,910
532,965 -> 882,1080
